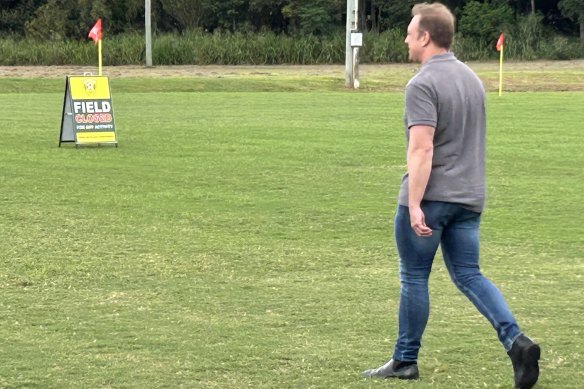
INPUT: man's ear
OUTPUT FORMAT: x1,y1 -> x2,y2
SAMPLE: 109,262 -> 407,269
421,31 -> 431,47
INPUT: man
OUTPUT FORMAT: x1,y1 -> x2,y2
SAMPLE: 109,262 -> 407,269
361,3 -> 541,389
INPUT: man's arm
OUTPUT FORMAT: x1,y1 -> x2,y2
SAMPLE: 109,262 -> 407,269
407,125 -> 435,237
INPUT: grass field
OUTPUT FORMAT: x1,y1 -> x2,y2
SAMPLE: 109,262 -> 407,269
0,64 -> 583,388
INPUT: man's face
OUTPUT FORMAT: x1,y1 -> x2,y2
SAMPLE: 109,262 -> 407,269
405,15 -> 424,63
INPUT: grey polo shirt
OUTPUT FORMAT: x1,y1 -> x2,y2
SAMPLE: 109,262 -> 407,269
398,52 -> 486,213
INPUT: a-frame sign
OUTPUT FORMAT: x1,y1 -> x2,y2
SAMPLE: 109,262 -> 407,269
59,75 -> 117,147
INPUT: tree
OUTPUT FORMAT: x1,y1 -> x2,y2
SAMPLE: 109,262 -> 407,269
159,0 -> 212,31
24,0 -> 76,39
1,0 -> 582,43
458,0 -> 515,43
214,0 -> 249,32
75,0 -> 112,37
282,0 -> 342,35
107,0 -> 145,34
249,0 -> 288,32
558,0 -> 584,44
0,0 -> 45,35
373,0 -> 416,32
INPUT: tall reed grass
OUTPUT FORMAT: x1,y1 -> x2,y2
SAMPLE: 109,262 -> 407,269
0,28 -> 581,66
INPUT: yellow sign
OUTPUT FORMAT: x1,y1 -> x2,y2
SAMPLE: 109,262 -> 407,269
69,76 -> 111,100
59,75 -> 117,147
76,131 -> 116,143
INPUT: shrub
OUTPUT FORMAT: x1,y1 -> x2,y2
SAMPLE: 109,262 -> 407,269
0,29 -> 582,66
540,35 -> 584,60
507,13 -> 546,60
362,28 -> 408,63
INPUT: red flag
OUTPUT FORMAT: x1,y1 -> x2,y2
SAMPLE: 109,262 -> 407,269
88,19 -> 102,45
496,33 -> 504,52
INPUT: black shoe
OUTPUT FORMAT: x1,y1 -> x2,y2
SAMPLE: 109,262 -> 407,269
508,334 -> 541,389
361,359 -> 419,380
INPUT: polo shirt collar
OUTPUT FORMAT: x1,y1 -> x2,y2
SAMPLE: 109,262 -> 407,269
425,52 -> 456,66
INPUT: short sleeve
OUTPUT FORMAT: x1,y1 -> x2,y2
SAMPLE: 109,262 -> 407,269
405,82 -> 437,129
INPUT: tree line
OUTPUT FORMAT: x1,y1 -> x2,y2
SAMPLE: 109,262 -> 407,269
0,0 -> 582,43
0,0 -> 582,65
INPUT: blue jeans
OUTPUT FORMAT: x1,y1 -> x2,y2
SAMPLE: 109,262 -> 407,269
392,202 -> 521,362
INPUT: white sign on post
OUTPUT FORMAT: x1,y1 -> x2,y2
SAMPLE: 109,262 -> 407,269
351,32 -> 363,47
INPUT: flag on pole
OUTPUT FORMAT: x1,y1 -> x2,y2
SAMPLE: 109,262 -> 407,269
497,33 -> 504,96
496,33 -> 505,52
88,19 -> 102,45
88,19 -> 103,75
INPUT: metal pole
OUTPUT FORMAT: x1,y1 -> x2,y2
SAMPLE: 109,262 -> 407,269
352,46 -> 359,89
353,0 -> 359,89
145,0 -> 152,67
346,0 -> 359,88
345,0 -> 356,87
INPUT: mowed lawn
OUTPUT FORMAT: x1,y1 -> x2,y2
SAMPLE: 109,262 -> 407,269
0,74 -> 582,388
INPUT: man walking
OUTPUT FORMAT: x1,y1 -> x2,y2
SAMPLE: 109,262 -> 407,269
362,3 -> 540,389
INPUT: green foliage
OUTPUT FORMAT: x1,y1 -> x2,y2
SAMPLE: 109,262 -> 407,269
507,13 -> 546,60
558,0 -> 584,45
151,30 -> 344,65
458,0 -> 514,44
23,0 -> 112,40
0,0 -> 43,36
375,0 -> 417,32
451,34 -> 493,61
1,0 -> 583,38
24,0 -> 73,40
75,0 -> 112,35
298,0 -> 342,35
453,12 -> 584,61
297,1 -> 335,35
213,0 -> 249,32
105,32 -> 145,65
1,28 -> 583,66
108,0 -> 144,34
538,35 -> 584,59
159,0 -> 213,31
0,0 -> 582,66
1,0 -> 583,48
0,8 -> 20,35
281,0 -> 341,35
559,0 -> 584,23
361,28 -> 408,63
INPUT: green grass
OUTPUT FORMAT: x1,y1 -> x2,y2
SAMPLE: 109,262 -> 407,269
0,73 -> 582,388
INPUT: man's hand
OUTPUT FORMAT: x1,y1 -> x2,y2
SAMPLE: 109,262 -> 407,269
409,205 -> 432,237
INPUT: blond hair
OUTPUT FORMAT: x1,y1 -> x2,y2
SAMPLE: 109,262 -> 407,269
412,2 -> 456,49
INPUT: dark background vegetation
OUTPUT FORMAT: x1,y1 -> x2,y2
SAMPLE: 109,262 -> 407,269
1,0 -> 583,64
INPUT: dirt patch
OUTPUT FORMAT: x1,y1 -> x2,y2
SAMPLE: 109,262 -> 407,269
1,60 -> 582,92
0,60 -> 581,79
0,64 -> 396,78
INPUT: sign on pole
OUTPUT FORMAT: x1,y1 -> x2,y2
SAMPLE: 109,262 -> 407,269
59,75 -> 117,147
